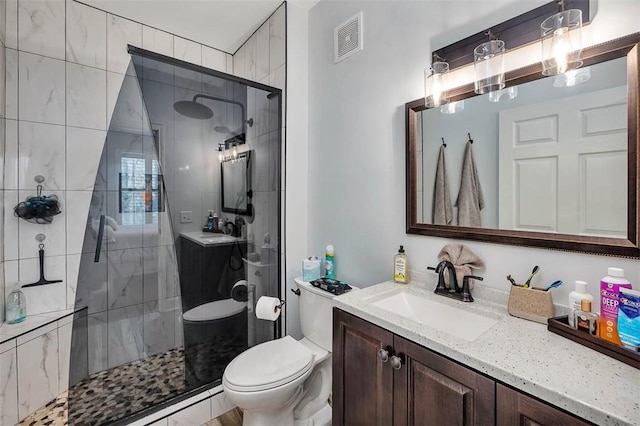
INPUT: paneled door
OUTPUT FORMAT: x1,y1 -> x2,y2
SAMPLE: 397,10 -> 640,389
499,86 -> 627,237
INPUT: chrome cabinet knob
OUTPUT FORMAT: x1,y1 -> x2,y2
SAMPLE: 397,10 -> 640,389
390,355 -> 402,370
378,348 -> 389,362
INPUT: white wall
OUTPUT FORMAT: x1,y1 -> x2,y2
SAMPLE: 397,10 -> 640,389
285,2 -> 309,338
305,1 -> 640,308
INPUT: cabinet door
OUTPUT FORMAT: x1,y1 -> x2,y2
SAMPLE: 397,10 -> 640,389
333,309 -> 394,426
497,384 -> 592,426
393,336 -> 495,426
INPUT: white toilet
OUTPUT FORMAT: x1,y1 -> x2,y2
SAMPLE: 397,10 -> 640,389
222,278 -> 342,426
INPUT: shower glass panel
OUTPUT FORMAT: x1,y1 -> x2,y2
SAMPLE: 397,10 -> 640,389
68,48 -> 282,425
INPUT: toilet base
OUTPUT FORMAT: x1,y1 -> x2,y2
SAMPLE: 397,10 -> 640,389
240,385 -> 303,426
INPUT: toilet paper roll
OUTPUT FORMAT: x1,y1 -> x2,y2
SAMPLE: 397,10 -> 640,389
231,279 -> 248,302
255,296 -> 282,321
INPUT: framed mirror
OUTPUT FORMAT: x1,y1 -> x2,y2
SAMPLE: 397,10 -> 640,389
406,33 -> 640,258
221,150 -> 252,215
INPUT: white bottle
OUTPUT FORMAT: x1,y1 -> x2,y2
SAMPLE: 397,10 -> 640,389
568,280 -> 594,328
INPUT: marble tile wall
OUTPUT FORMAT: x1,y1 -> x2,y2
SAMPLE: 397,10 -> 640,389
2,0 -> 232,319
0,310 -> 87,425
233,2 -> 285,279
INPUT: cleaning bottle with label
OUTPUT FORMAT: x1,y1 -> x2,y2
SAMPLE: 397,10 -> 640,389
325,245 -> 335,279
394,245 -> 408,284
600,267 -> 632,344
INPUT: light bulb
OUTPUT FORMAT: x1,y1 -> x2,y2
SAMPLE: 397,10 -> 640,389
431,74 -> 443,106
232,145 -> 238,160
552,27 -> 570,74
218,151 -> 223,162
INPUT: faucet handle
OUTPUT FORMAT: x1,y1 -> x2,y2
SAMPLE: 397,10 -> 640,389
427,266 -> 436,272
460,275 -> 483,302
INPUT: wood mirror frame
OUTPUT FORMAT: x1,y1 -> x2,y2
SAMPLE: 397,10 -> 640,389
406,33 -> 640,258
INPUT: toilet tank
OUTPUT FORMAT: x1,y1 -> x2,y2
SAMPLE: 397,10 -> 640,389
296,279 -> 336,351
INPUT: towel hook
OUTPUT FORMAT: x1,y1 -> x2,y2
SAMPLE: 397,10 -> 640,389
467,133 -> 474,144
441,137 -> 446,148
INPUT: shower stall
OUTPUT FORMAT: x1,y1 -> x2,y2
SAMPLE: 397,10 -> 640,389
65,47 -> 282,425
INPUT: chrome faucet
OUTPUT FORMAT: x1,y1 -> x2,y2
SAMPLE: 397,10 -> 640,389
428,260 -> 483,302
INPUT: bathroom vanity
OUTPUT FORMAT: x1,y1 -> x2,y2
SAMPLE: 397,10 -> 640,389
179,232 -> 247,311
332,281 -> 640,426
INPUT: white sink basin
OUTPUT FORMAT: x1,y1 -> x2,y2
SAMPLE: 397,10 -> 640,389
367,289 -> 499,341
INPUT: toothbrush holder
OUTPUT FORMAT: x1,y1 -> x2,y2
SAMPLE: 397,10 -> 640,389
507,285 -> 555,324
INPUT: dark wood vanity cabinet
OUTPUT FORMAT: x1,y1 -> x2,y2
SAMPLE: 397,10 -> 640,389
496,384 -> 592,426
333,309 -> 495,425
332,308 -> 394,425
333,308 -> 593,426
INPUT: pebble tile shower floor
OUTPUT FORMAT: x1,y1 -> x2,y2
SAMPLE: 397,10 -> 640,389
20,336 -> 245,426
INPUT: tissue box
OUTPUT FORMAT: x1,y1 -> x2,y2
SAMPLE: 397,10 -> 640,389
302,257 -> 321,282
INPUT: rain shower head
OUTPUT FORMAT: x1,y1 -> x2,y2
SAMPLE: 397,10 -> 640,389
173,100 -> 214,119
173,94 -> 254,134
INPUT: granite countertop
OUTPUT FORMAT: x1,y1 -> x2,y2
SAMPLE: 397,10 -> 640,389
333,278 -> 640,426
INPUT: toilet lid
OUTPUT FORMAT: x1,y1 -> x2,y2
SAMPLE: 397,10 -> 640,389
183,299 -> 246,321
223,336 -> 314,392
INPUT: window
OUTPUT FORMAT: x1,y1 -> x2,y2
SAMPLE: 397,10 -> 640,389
119,154 -> 164,225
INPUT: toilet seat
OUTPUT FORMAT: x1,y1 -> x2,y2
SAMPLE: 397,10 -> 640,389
223,336 -> 314,392
183,299 -> 246,322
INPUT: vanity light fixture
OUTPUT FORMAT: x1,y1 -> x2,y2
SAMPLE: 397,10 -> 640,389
218,143 -> 226,162
473,32 -> 506,95
424,55 -> 450,108
541,0 -> 583,76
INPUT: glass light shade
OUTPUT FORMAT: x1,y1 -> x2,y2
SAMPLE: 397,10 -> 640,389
425,61 -> 450,107
440,100 -> 464,114
474,40 -> 505,94
541,9 -> 583,76
488,86 -> 518,103
553,66 -> 590,87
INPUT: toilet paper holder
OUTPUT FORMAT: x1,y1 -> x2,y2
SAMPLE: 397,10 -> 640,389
274,299 -> 285,312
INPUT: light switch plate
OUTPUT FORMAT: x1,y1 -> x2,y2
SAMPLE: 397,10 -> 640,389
180,211 -> 192,223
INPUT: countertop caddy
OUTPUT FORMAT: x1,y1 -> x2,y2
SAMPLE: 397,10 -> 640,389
332,278 -> 640,426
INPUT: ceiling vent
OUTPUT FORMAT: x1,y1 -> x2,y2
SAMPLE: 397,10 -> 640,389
334,11 -> 363,63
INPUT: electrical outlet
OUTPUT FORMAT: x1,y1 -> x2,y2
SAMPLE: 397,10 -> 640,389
180,211 -> 192,223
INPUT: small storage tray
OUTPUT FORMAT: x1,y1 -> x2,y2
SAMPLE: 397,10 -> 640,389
547,316 -> 639,370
